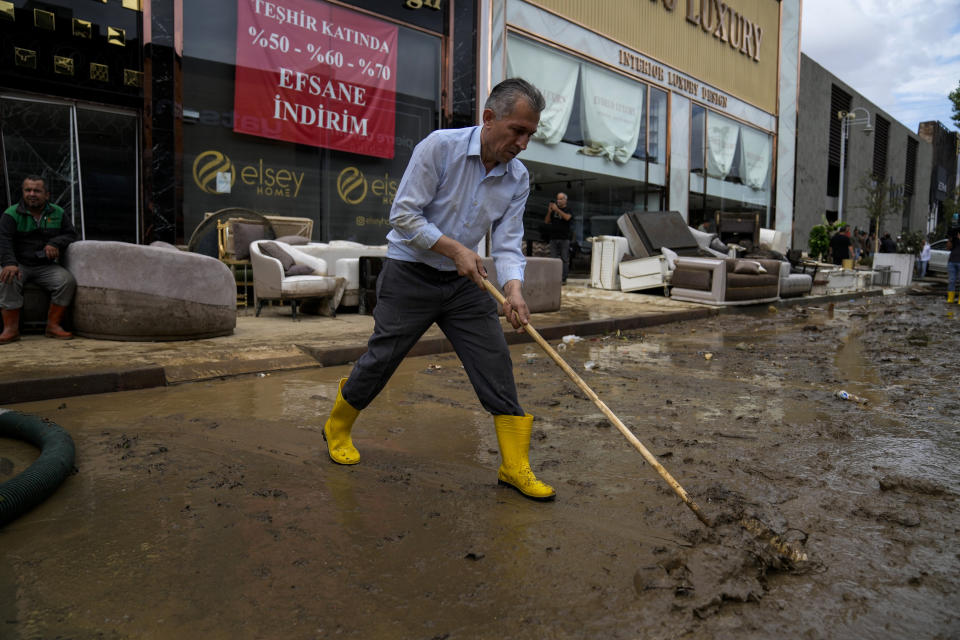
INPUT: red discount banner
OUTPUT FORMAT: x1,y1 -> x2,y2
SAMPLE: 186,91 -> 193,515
234,0 -> 398,158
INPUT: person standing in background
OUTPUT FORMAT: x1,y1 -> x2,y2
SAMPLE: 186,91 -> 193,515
917,235 -> 931,279
947,227 -> 960,304
544,192 -> 572,285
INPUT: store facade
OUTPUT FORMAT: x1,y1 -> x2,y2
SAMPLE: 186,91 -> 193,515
0,0 -> 144,243
477,0 -> 800,252
1,0 -> 475,246
2,0 -> 800,252
179,0 -> 469,245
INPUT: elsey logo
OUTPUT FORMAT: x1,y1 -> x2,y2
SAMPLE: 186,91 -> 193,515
192,150 -> 305,198
336,166 -> 397,205
193,150 -> 235,194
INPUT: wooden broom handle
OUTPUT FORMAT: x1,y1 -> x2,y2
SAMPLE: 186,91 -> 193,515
483,279 -> 712,527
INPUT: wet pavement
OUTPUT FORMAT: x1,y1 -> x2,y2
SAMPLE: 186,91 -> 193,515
4,282 -> 958,639
2,289 -> 957,639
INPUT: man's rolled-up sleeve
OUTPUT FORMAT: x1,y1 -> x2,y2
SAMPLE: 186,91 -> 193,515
389,136 -> 444,251
490,183 -> 528,287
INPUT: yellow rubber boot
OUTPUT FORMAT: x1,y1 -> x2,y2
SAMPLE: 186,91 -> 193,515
323,378 -> 360,465
495,414 -> 556,501
949,292 -> 956,303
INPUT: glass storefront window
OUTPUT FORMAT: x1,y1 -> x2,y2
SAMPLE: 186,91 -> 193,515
689,106 -> 772,229
506,33 -> 666,271
636,86 -> 667,166
181,0 -> 442,245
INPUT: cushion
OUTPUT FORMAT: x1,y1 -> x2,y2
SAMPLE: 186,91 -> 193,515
688,227 -> 717,251
282,243 -> 328,275
259,241 -> 296,272
149,240 -> 179,251
727,273 -> 777,288
285,264 -> 314,276
661,247 -> 678,271
710,237 -> 729,253
276,234 -> 309,245
670,268 -> 712,291
232,222 -> 267,260
733,260 -> 767,275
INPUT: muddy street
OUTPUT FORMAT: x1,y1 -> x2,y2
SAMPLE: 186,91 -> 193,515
2,293 -> 958,639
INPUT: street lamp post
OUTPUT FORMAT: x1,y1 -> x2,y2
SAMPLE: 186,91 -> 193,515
837,107 -> 873,223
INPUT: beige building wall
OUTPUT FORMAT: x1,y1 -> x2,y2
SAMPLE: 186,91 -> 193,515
531,0 -> 781,113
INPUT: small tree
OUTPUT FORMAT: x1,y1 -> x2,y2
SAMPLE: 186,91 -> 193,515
898,230 -> 925,256
937,189 -> 959,239
856,172 -> 906,254
950,79 -> 960,129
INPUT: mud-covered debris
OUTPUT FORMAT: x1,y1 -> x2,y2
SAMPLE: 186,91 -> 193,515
878,475 -> 950,496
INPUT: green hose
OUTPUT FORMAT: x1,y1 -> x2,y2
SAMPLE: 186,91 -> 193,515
0,409 -> 76,527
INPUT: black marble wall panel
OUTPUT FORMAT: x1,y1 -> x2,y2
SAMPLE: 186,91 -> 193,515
451,0 -> 476,129
143,0 -> 182,244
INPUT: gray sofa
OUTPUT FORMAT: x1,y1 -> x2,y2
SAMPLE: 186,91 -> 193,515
65,240 -> 236,340
482,257 -> 562,314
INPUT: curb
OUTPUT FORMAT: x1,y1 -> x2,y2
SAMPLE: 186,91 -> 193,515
2,307 -> 716,404
0,367 -> 166,404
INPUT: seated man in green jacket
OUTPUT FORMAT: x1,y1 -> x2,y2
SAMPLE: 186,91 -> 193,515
0,175 -> 77,343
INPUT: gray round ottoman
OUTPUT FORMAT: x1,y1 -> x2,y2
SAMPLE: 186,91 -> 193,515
65,240 -> 236,341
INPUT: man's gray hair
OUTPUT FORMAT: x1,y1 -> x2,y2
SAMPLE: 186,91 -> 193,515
485,78 -> 545,119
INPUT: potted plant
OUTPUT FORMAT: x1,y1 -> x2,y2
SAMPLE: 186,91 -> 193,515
808,219 -> 842,263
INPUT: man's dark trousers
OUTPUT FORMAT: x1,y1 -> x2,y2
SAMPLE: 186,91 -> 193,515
342,258 -> 523,416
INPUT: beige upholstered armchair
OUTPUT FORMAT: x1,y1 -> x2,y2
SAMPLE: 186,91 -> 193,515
250,240 -> 346,319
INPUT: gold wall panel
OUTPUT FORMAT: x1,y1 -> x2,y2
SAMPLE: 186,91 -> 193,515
33,8 -> 54,30
55,56 -> 75,76
529,0 -> 780,113
73,18 -> 92,38
14,47 -> 36,69
0,1 -> 14,22
124,69 -> 143,87
90,62 -> 109,82
107,26 -> 126,46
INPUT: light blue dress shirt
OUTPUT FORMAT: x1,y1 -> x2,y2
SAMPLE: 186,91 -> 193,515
386,126 -> 528,286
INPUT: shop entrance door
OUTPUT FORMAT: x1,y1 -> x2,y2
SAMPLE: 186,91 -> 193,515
0,95 -> 140,243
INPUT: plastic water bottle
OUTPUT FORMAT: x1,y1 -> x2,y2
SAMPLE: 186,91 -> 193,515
835,389 -> 867,405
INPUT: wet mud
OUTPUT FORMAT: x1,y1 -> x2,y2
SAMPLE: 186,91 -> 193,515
2,293 -> 959,639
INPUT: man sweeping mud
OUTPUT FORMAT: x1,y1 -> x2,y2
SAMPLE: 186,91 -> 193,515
321,78 -> 555,500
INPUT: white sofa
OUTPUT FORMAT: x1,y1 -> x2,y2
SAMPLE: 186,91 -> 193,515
294,241 -> 388,307
250,240 -> 346,319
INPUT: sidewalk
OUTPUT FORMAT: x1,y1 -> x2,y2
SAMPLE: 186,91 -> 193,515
0,281 -> 889,404
0,282 -> 716,404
